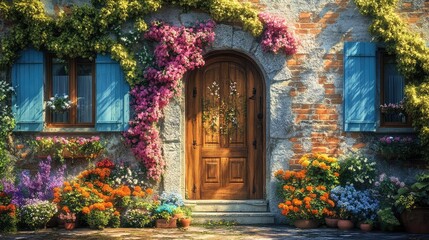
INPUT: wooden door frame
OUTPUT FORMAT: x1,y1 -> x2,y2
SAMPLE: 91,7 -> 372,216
185,50 -> 266,200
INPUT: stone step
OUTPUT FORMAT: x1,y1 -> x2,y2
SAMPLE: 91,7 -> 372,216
191,212 -> 275,225
185,200 -> 269,212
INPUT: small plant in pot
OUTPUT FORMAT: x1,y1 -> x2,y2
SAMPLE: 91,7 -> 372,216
58,210 -> 77,230
394,172 -> 429,234
330,185 -> 379,231
154,203 -> 177,228
178,206 -> 192,229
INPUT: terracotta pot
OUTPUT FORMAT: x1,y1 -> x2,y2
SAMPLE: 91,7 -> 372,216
293,219 -> 319,229
156,218 -> 177,228
179,218 -> 192,228
325,218 -> 339,228
337,219 -> 354,230
401,207 -> 429,234
64,222 -> 76,230
359,223 -> 373,232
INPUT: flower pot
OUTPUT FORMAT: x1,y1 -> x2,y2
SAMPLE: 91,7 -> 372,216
293,219 -> 319,229
64,222 -> 76,230
400,207 -> 429,234
359,223 -> 372,232
325,218 -> 339,228
179,218 -> 191,228
337,219 -> 354,230
156,218 -> 177,228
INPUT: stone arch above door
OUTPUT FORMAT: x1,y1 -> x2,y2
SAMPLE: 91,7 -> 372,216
185,50 -> 266,200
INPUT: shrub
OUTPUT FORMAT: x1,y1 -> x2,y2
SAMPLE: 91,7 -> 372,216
20,199 -> 57,230
338,154 -> 376,189
1,156 -> 65,207
275,154 -> 339,222
87,209 -> 110,230
0,203 -> 17,232
330,185 -> 379,222
123,208 -> 152,228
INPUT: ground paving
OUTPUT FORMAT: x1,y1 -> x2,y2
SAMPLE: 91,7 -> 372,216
1,225 -> 429,240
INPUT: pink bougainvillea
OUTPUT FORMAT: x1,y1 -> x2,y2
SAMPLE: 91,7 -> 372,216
258,13 -> 298,55
124,15 -> 297,182
124,20 -> 216,181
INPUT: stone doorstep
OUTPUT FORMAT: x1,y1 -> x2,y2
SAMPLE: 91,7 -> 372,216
185,200 -> 275,225
191,212 -> 275,225
185,200 -> 269,212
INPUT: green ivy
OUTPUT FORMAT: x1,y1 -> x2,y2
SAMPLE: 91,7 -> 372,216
355,0 -> 429,157
0,0 -> 265,86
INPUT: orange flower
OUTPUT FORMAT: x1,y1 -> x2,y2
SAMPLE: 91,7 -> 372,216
327,200 -> 335,207
305,204 -> 311,209
293,207 -> 299,213
285,200 -> 292,206
62,206 -> 70,213
82,191 -> 90,198
306,186 -> 313,192
134,186 -> 142,192
63,186 -> 73,192
334,172 -> 339,177
113,211 -> 120,216
320,196 -> 327,201
311,209 -> 318,215
275,169 -> 284,177
310,193 -> 317,198
82,207 -> 90,214
303,197 -> 311,203
146,188 -> 153,195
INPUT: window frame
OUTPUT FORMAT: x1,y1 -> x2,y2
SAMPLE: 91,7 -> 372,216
46,54 -> 96,128
378,50 -> 412,128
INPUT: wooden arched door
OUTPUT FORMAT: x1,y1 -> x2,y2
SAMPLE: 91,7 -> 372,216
186,52 -> 264,200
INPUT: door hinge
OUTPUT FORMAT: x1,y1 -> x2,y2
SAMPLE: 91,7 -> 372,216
252,139 -> 257,149
192,87 -> 197,98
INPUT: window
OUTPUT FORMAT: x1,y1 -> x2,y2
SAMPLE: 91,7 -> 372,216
47,56 -> 95,127
344,42 -> 412,132
12,48 -> 130,132
379,51 -> 411,127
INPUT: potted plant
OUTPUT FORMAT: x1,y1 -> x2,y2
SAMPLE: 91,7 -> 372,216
154,203 -> 177,228
59,211 -> 77,230
20,199 -> 57,230
178,206 -> 192,229
375,136 -> 420,161
394,172 -> 429,234
46,94 -> 73,113
338,154 -> 377,190
330,185 -> 379,230
275,154 -> 340,228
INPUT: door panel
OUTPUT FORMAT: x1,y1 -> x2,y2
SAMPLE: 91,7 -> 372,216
186,53 -> 264,200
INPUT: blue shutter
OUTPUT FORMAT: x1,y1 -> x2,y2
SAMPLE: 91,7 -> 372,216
95,54 -> 130,131
11,49 -> 44,131
344,42 -> 377,132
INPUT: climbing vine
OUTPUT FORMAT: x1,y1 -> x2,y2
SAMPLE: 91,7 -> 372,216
354,0 -> 429,156
0,0 -> 297,180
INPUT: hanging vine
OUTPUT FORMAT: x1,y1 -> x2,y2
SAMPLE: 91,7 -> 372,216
354,0 -> 429,156
0,0 -> 298,181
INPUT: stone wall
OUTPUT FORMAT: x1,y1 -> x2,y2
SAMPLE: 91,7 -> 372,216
1,0 -> 428,223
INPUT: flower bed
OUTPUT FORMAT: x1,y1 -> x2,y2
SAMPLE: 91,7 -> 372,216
31,136 -> 105,161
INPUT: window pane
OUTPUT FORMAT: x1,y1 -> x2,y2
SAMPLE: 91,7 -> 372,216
51,58 -> 69,123
77,62 -> 93,123
383,55 -> 406,123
